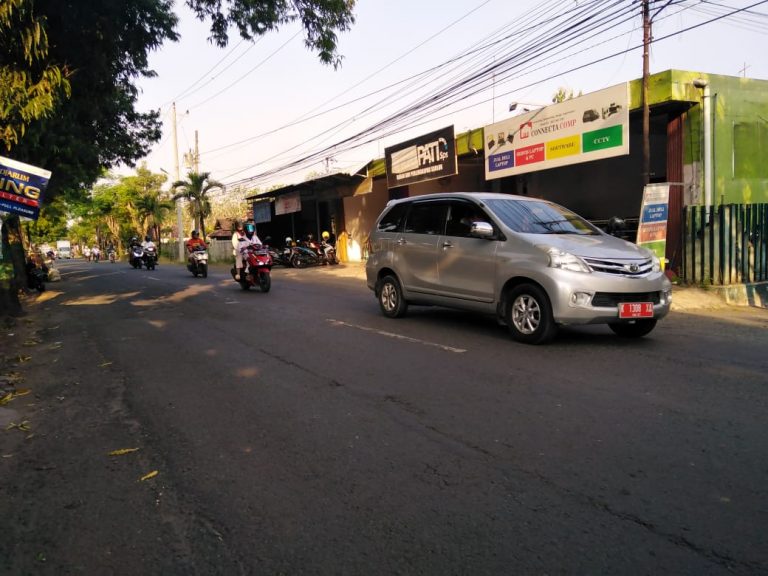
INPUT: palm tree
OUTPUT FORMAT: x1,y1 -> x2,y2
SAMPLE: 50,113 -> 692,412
171,171 -> 225,241
135,192 -> 175,243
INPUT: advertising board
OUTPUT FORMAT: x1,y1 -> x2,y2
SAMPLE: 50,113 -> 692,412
0,155 -> 52,220
385,126 -> 457,189
484,84 -> 629,180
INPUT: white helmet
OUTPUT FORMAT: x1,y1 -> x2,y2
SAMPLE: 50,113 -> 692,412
285,237 -> 292,244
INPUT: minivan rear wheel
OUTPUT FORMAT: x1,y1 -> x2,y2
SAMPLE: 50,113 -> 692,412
506,284 -> 557,344
609,319 -> 657,338
377,275 -> 408,318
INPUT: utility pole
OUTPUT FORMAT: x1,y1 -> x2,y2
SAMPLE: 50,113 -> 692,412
194,130 -> 200,172
642,0 -> 651,186
172,102 -> 185,262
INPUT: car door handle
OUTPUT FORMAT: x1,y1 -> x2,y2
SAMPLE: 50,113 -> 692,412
397,238 -> 407,245
442,241 -> 453,249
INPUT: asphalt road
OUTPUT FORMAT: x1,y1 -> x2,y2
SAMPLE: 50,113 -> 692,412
1,258 -> 767,575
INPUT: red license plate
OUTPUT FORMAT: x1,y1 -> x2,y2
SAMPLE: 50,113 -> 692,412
619,302 -> 654,319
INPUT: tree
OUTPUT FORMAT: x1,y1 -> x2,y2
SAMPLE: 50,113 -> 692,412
187,0 -> 356,69
3,0 -> 356,202
0,0 -> 71,150
171,171 -> 225,241
552,86 -> 582,104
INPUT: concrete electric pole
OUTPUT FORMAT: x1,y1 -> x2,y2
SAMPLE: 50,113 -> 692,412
172,102 -> 185,262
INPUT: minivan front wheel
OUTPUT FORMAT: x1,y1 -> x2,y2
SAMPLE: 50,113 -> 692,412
506,284 -> 557,344
377,275 -> 408,318
609,319 -> 657,338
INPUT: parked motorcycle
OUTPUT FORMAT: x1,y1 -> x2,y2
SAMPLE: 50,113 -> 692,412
143,246 -> 158,270
320,240 -> 339,265
231,244 -> 272,292
130,245 -> 144,268
187,246 -> 209,277
290,243 -> 322,268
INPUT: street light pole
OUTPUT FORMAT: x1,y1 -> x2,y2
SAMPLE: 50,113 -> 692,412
172,102 -> 185,262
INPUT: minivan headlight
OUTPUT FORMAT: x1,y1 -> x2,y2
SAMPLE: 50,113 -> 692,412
651,254 -> 661,272
539,246 -> 591,274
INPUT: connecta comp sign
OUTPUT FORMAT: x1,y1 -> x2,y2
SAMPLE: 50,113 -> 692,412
0,155 -> 51,220
484,83 -> 629,180
385,126 -> 457,189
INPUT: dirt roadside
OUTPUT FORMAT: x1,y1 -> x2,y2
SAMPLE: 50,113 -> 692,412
0,290 -> 238,575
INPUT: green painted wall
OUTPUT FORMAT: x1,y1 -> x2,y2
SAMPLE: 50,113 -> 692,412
630,70 -> 768,205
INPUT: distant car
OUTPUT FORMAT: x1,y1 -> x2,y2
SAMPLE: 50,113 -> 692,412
366,192 -> 672,344
582,109 -> 600,122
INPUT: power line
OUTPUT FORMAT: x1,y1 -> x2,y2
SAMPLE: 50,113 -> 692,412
225,0 -> 768,188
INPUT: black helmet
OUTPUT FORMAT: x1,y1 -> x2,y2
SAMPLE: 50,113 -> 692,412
145,235 -> 151,242
191,230 -> 199,238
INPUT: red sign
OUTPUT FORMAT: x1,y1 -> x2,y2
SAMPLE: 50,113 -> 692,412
515,144 -> 545,166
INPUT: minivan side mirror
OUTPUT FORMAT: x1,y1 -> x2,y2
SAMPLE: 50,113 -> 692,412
470,221 -> 494,238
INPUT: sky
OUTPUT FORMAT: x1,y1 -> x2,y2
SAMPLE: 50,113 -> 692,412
128,0 -> 768,191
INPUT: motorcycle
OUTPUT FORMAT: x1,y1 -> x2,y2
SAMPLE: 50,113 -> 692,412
187,246 -> 209,278
130,245 -> 144,268
298,236 -> 338,266
290,243 -> 322,268
231,244 -> 272,292
268,244 -> 294,267
143,246 -> 158,270
320,240 -> 339,265
108,249 -> 116,263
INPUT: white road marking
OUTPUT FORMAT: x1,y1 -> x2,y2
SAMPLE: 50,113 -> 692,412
326,319 -> 467,353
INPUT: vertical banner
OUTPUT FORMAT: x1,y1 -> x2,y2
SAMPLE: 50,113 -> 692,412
0,155 -> 51,220
636,183 -> 670,269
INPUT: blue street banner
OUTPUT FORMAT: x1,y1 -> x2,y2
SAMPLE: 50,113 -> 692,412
636,183 -> 670,270
0,155 -> 51,220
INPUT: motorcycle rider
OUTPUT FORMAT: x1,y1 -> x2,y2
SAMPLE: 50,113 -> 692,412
232,220 -> 262,280
186,229 -> 207,250
142,235 -> 156,251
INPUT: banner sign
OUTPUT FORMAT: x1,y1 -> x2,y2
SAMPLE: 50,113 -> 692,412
484,83 -> 629,180
0,155 -> 51,220
385,125 -> 457,189
636,183 -> 669,269
252,201 -> 272,224
275,192 -> 301,215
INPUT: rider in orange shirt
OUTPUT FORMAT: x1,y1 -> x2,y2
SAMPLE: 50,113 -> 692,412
186,230 -> 207,253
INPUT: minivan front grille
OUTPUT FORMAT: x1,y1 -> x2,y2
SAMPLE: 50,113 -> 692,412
592,292 -> 661,307
582,256 -> 654,277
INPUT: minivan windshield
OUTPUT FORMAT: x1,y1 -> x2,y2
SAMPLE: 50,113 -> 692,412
485,198 -> 601,235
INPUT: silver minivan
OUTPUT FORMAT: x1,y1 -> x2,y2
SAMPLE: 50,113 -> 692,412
366,192 -> 672,344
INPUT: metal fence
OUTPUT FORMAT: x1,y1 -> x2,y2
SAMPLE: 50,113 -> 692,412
682,203 -> 768,285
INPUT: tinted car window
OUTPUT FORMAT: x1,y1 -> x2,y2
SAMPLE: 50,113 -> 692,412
403,203 -> 448,235
446,201 -> 493,237
377,203 -> 408,232
486,198 -> 600,235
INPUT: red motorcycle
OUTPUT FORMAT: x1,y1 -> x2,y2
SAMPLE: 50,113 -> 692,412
231,244 -> 273,292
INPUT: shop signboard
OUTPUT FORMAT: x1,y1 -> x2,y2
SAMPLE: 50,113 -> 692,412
484,83 -> 629,180
385,126 -> 457,189
275,191 -> 301,215
252,201 -> 271,223
0,155 -> 51,220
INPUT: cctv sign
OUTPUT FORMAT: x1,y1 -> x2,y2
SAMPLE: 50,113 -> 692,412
385,126 -> 457,189
484,83 -> 629,180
